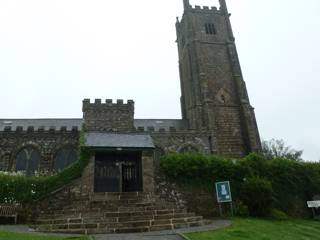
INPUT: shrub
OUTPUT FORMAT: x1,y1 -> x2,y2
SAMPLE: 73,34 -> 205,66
240,177 -> 273,217
160,153 -> 320,217
0,147 -> 92,204
234,200 -> 249,217
270,209 -> 289,221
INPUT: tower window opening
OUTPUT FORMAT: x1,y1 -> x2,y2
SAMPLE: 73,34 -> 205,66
221,95 -> 226,103
205,23 -> 216,35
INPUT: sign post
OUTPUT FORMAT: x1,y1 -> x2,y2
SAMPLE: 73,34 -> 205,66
215,181 -> 233,217
307,201 -> 320,219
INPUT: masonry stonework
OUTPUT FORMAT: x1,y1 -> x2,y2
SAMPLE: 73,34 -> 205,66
0,0 -> 261,184
83,99 -> 135,133
0,129 -> 79,174
0,1 -> 265,233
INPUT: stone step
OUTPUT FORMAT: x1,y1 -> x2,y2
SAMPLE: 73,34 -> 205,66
35,218 -> 205,235
36,218 -> 83,225
37,223 -> 99,232
172,216 -> 203,224
90,195 -> 154,202
36,215 -> 203,230
90,192 -> 153,199
36,214 -> 202,226
102,209 -> 187,218
39,228 -> 87,235
104,220 -> 151,229
154,212 -> 195,220
44,202 -> 160,213
46,201 -> 156,211
34,191 -> 205,234
113,226 -> 150,234
150,224 -> 173,231
39,208 -> 189,222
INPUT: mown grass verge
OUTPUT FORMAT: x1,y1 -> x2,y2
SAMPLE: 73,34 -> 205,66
186,218 -> 320,240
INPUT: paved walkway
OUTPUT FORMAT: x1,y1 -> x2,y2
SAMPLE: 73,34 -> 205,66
0,220 -> 232,240
94,220 -> 231,240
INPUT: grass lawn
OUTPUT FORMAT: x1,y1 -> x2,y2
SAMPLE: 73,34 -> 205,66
186,218 -> 320,240
0,231 -> 90,240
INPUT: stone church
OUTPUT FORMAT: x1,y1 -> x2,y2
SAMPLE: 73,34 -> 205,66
0,0 -> 260,193
0,0 -> 262,233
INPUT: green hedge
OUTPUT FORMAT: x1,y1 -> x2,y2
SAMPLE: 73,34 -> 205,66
160,153 -> 320,217
0,148 -> 92,204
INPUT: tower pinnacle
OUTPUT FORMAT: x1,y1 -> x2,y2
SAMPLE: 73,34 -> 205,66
219,0 -> 229,13
183,0 -> 190,10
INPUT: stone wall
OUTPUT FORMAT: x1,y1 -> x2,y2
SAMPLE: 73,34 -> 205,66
82,99 -> 135,132
176,0 -> 261,156
150,130 -> 213,154
155,175 -> 220,218
142,150 -> 155,193
0,129 -> 79,174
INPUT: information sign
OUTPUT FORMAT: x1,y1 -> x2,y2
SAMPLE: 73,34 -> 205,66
215,181 -> 232,203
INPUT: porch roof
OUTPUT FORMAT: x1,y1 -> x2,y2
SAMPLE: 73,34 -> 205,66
84,132 -> 155,149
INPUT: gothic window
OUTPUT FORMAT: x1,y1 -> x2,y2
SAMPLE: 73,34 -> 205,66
205,23 -> 216,35
179,145 -> 198,154
54,148 -> 78,172
16,147 -> 41,176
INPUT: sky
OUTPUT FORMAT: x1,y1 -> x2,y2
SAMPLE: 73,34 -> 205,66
0,0 -> 319,161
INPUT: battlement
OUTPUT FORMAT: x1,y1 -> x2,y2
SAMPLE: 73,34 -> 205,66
82,99 -> 134,112
183,0 -> 227,14
1,126 -> 79,133
82,98 -> 135,132
190,5 -> 219,12
136,126 -> 177,133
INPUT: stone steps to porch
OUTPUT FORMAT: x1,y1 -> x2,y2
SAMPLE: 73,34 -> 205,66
32,192 -> 206,234
35,216 -> 204,234
35,210 -> 195,224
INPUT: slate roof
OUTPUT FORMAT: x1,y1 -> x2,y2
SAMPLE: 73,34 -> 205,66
85,133 -> 155,149
0,119 -> 188,131
0,119 -> 82,131
134,119 -> 188,131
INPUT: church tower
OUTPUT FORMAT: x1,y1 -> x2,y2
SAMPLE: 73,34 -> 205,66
176,0 -> 261,156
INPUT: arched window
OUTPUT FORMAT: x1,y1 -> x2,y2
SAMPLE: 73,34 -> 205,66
54,148 -> 78,172
179,145 -> 198,154
16,147 -> 41,176
205,23 -> 216,35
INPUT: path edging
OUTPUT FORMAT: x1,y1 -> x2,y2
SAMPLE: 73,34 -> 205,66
178,233 -> 192,240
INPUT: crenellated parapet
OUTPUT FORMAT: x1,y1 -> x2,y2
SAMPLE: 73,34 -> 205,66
82,99 -> 135,132
189,5 -> 219,13
182,0 -> 225,14
82,98 -> 134,110
1,126 -> 79,133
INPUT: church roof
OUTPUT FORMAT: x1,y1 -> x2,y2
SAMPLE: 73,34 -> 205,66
84,133 -> 155,149
0,119 -> 82,131
134,119 -> 188,131
0,119 -> 188,132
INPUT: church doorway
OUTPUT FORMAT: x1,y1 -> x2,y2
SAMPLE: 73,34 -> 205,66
94,151 -> 142,193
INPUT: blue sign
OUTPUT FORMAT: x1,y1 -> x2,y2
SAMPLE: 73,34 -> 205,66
215,181 -> 232,203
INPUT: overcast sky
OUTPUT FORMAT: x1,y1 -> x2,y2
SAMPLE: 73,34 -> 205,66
0,0 -> 319,161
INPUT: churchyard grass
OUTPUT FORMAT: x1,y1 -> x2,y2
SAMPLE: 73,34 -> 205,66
0,231 -> 90,240
186,218 -> 320,240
